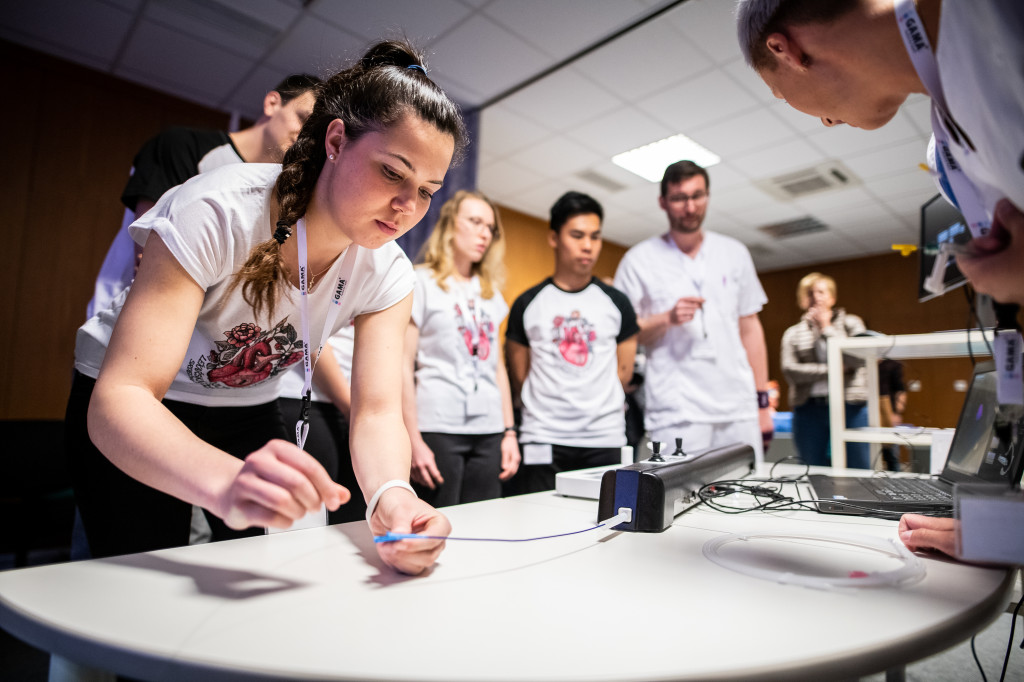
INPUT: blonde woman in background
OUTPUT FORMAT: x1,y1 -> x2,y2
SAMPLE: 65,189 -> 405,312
403,191 -> 520,506
780,272 -> 870,469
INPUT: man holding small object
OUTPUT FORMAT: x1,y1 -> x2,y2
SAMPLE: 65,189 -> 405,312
614,160 -> 773,465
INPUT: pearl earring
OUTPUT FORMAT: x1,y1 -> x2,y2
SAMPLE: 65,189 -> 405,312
329,154 -> 335,161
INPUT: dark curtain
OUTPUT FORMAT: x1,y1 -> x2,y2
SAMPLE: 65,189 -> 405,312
395,107 -> 480,263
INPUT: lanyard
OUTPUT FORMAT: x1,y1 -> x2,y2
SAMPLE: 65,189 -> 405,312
453,278 -> 482,392
894,0 -> 990,238
667,235 -> 708,340
894,0 -> 1021,407
295,217 -> 358,448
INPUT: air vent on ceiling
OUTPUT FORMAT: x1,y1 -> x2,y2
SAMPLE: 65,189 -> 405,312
155,0 -> 282,45
575,169 -> 627,193
755,161 -> 860,201
745,244 -> 775,258
758,216 -> 828,239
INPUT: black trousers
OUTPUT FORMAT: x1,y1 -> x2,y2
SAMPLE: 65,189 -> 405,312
277,397 -> 366,524
65,371 -> 289,559
413,432 -> 503,508
505,444 -> 621,496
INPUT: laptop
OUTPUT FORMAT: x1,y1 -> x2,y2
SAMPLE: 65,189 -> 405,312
807,361 -> 1024,516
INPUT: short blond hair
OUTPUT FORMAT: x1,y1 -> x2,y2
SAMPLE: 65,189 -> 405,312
796,272 -> 836,310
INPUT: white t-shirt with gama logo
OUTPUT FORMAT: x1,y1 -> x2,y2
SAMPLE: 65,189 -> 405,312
75,163 -> 413,407
410,268 -> 508,434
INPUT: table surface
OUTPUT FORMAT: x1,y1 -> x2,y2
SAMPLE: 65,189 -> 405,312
0,466 -> 1015,682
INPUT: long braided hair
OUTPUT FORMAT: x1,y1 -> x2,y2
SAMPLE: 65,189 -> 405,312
232,39 -> 468,320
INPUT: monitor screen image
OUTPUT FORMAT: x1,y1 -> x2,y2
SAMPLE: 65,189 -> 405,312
918,193 -> 971,301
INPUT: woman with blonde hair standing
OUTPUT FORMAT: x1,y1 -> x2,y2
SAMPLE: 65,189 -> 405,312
403,190 -> 520,506
780,272 -> 870,469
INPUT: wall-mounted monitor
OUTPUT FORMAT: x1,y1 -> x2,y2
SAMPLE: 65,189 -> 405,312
918,194 -> 970,302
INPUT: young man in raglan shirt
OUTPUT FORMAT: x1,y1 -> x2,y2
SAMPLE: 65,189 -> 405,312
505,191 -> 639,494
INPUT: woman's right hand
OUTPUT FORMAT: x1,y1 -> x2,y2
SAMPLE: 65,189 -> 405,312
216,439 -> 350,530
410,438 -> 444,489
804,303 -> 832,329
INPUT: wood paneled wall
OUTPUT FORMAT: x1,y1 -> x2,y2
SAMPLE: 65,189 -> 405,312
2,39 -> 977,428
758,252 -> 980,428
498,204 -> 626,309
1,40 -> 229,418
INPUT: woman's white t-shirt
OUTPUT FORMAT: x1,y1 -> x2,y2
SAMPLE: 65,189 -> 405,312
411,268 -> 508,434
75,163 -> 413,407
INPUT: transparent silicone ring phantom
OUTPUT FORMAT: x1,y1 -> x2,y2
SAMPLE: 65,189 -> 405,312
702,531 -> 925,590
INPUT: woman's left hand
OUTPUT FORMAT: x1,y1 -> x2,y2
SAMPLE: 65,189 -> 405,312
369,487 -> 451,575
499,431 -> 521,481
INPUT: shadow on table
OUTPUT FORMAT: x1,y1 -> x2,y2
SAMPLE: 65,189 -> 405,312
100,553 -> 308,600
331,523 -> 436,587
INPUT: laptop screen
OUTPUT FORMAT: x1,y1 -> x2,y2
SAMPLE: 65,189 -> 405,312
942,361 -> 1024,485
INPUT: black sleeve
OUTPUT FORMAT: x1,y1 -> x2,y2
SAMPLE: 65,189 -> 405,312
505,280 -> 548,347
120,128 -> 230,211
596,280 -> 640,343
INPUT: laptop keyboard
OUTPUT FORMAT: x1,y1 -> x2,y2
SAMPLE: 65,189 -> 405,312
860,477 -> 952,502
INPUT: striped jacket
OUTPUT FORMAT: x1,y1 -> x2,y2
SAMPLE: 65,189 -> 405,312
780,308 -> 868,408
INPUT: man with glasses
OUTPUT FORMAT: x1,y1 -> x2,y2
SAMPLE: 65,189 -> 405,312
614,160 -> 773,464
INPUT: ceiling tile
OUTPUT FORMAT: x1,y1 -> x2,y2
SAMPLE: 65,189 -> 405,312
792,187 -> 880,216
707,163 -> 755,192
565,107 -> 675,158
862,168 -> 937,200
483,0 -> 653,61
226,65 -> 302,120
208,0 -> 300,29
730,139 -> 829,181
478,158 -> 548,199
722,57 -> 776,105
308,0 -> 473,45
508,136 -> 606,181
806,115 -> 924,159
145,0 -> 290,60
429,14 -> 552,105
637,68 -> 762,133
105,0 -> 144,9
901,93 -> 933,136
479,105 -> 551,159
726,201 -> 813,230
499,66 -> 623,132
264,13 -> 366,76
842,139 -> 928,180
0,0 -> 134,69
579,160 -> 657,194
690,108 -> 798,159
666,0 -> 745,65
116,20 -> 252,106
709,184 -> 780,215
573,17 -> 712,102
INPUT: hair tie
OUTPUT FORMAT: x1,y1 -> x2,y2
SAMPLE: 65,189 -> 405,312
407,64 -> 427,75
273,221 -> 292,245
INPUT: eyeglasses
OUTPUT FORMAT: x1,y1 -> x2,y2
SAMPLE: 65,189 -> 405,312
665,191 -> 708,205
460,216 -> 497,236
